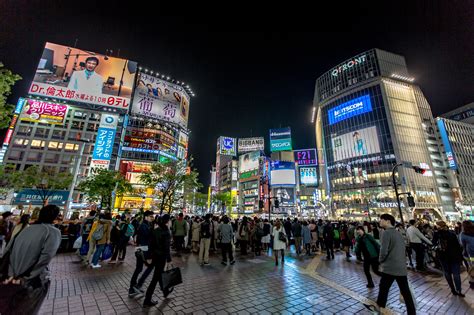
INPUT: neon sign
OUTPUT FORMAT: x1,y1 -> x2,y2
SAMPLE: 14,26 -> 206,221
331,55 -> 367,77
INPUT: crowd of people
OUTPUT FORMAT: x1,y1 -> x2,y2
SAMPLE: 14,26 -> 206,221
0,207 -> 473,313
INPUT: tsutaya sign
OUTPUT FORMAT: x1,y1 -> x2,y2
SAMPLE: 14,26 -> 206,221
331,55 -> 367,77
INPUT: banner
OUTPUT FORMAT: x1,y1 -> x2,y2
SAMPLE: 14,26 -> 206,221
28,42 -> 137,109
13,189 -> 69,205
89,113 -> 119,175
131,72 -> 190,129
238,137 -> 264,153
270,127 -> 292,152
331,126 -> 380,162
20,99 -> 68,125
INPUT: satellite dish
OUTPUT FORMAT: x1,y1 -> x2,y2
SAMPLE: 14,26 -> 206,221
128,61 -> 137,74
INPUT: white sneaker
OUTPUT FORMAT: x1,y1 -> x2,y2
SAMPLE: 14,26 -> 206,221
91,264 -> 102,269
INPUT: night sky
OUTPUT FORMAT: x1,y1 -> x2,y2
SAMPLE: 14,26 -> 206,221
1,1 -> 473,187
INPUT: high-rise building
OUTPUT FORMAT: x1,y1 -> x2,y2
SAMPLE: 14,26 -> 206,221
314,49 -> 445,221
441,102 -> 474,125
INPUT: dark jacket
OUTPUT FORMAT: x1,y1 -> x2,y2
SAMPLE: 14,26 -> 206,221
284,220 -> 293,237
433,230 -> 463,263
355,234 -> 380,259
292,222 -> 302,238
150,226 -> 172,262
136,221 -> 152,247
323,224 -> 334,241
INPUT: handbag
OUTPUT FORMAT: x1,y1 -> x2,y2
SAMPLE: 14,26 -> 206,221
278,231 -> 287,242
79,241 -> 89,256
73,236 -> 82,249
161,264 -> 182,291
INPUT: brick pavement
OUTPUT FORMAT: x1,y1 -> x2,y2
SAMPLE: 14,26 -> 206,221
37,245 -> 473,314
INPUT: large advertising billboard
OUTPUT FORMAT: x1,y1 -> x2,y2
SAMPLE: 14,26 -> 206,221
331,126 -> 380,162
328,94 -> 372,125
299,167 -> 318,186
437,119 -> 458,170
239,151 -> 260,174
28,42 -> 137,109
131,72 -> 190,129
238,137 -> 264,153
294,148 -> 317,166
89,113 -> 119,175
219,136 -> 236,156
123,127 -> 177,157
274,187 -> 295,206
20,98 -> 68,125
270,127 -> 292,152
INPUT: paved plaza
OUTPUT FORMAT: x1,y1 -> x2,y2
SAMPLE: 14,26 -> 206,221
38,247 -> 473,315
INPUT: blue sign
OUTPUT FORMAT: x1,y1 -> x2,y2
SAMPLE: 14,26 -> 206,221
328,95 -> 372,125
15,98 -> 26,114
92,128 -> 116,160
219,136 -> 236,156
13,189 -> 69,205
437,119 -> 458,170
121,146 -> 177,160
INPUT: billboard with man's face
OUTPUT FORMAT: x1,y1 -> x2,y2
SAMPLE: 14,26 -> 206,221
29,42 -> 137,109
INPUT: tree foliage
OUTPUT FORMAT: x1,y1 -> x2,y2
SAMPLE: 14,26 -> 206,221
139,159 -> 202,214
0,63 -> 22,129
78,169 -> 132,209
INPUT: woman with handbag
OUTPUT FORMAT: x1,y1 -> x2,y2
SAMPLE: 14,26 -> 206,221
272,219 -> 287,266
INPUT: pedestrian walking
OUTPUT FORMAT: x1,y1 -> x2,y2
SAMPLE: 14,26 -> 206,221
253,219 -> 264,256
432,221 -> 465,297
129,211 -> 155,297
199,214 -> 212,265
323,221 -> 335,260
238,216 -> 249,256
90,213 -> 112,268
273,219 -> 287,266
191,216 -> 201,253
292,218 -> 302,255
110,217 -> 134,263
460,220 -> 474,289
1,205 -> 61,314
407,219 -> 432,271
309,220 -> 318,253
261,219 -> 271,251
371,214 -> 416,315
143,214 -> 173,307
80,210 -> 96,263
172,213 -> 188,256
302,221 -> 311,256
218,216 -> 235,265
354,226 -> 381,288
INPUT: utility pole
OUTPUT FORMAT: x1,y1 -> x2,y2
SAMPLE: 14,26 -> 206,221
392,163 -> 404,225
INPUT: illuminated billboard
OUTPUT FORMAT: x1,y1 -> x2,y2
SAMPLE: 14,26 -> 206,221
131,72 -> 190,129
274,187 -> 295,206
299,167 -> 317,186
328,95 -> 372,125
294,149 -> 317,166
89,113 -> 119,175
20,99 -> 68,125
239,151 -> 260,174
29,42 -> 137,109
437,119 -> 458,170
270,161 -> 296,186
219,136 -> 236,156
270,127 -> 292,152
331,126 -> 380,162
238,137 -> 264,153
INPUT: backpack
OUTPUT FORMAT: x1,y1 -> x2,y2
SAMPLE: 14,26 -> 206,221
124,223 -> 135,238
255,225 -> 264,238
200,221 -> 211,238
333,229 -> 340,239
92,223 -> 104,241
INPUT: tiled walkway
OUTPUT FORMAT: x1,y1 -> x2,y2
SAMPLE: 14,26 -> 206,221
38,246 -> 473,314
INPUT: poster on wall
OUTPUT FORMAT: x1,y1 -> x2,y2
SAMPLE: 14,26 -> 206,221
131,72 -> 190,129
28,42 -> 137,109
20,99 -> 68,125
331,126 -> 380,162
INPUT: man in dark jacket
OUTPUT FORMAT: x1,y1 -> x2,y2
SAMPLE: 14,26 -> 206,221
355,226 -> 381,288
323,221 -> 335,260
129,211 -> 155,297
292,219 -> 302,255
143,214 -> 173,307
284,218 -> 293,240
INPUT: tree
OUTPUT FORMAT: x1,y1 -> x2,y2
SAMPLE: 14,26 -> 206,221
212,191 -> 233,215
78,169 -> 132,209
0,63 -> 22,129
139,159 -> 202,215
8,165 -> 73,206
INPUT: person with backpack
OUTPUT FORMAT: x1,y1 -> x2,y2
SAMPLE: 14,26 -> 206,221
90,213 -> 112,269
432,221 -> 465,297
1,205 -> 61,314
218,216 -> 235,265
110,218 -> 134,263
172,213 -> 188,257
354,226 -> 381,288
143,214 -> 173,307
199,214 -> 212,265
460,220 -> 474,289
323,221 -> 335,260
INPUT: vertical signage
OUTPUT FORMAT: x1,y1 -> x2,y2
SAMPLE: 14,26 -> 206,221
89,113 -> 119,175
437,119 -> 458,170
0,98 -> 26,164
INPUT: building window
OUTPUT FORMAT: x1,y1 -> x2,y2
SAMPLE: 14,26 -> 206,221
17,126 -> 32,136
52,130 -> 66,139
26,152 -> 42,162
30,140 -> 45,148
64,143 -> 79,152
44,153 -> 59,163
48,141 -> 64,151
12,138 -> 29,148
8,150 -> 24,161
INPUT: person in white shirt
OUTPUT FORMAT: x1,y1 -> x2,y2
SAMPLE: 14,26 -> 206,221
67,56 -> 104,95
407,220 -> 432,271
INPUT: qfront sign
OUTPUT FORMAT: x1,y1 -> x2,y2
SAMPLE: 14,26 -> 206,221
331,55 -> 367,77
328,94 -> 372,125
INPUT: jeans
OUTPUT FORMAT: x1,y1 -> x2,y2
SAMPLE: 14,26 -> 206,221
91,244 -> 105,265
144,257 -> 167,303
377,273 -> 416,315
129,251 -> 154,292
440,260 -> 462,292
363,256 -> 381,285
221,243 -> 234,262
199,238 -> 211,263
410,243 -> 425,270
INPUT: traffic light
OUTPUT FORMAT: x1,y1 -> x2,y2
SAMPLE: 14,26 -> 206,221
274,199 -> 280,208
412,166 -> 426,175
407,195 -> 416,207
259,200 -> 264,209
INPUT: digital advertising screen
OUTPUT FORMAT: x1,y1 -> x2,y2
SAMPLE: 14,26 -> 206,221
239,151 -> 260,174
20,98 -> 68,125
269,127 -> 292,152
331,126 -> 380,162
131,72 -> 190,129
29,42 -> 137,109
294,148 -> 317,166
328,94 -> 372,125
299,167 -> 318,186
274,187 -> 295,206
238,137 -> 264,153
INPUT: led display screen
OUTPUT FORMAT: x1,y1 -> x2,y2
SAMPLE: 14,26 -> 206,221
299,167 -> 317,186
328,94 -> 372,125
331,126 -> 380,162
